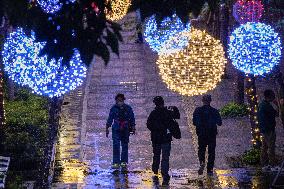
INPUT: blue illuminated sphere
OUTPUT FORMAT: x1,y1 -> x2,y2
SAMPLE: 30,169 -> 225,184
144,14 -> 191,54
37,0 -> 77,14
2,28 -> 87,98
228,22 -> 282,75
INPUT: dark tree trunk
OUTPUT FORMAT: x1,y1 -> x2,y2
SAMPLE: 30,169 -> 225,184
274,68 -> 284,129
219,3 -> 230,78
0,58 -> 4,129
219,3 -> 229,51
7,78 -> 15,101
36,97 -> 63,188
0,28 -> 5,152
245,75 -> 261,147
235,71 -> 245,104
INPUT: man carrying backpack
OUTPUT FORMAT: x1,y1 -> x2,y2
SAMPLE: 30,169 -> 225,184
193,95 -> 222,176
106,94 -> 135,170
147,96 -> 180,186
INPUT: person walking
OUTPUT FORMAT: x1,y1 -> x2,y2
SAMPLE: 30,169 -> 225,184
193,95 -> 222,176
258,89 -> 279,169
147,96 -> 173,186
106,94 -> 136,170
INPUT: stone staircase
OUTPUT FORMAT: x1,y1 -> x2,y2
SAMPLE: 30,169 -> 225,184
52,12 -> 199,188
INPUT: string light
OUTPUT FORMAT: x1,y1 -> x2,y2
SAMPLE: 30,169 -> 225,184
105,0 -> 131,21
144,14 -> 191,55
228,22 -> 282,76
233,0 -> 264,23
2,28 -> 87,98
157,28 -> 227,96
36,0 -> 77,14
245,75 -> 261,147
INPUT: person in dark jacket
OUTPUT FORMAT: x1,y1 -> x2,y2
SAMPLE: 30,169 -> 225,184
106,94 -> 136,170
193,95 -> 222,176
258,89 -> 279,167
147,96 -> 172,186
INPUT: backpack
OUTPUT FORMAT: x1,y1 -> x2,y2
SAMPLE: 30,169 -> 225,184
168,119 -> 181,139
117,106 -> 130,131
167,106 -> 180,119
117,105 -> 134,132
167,107 -> 181,139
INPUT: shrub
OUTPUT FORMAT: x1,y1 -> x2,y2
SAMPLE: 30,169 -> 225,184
2,89 -> 48,171
242,148 -> 261,165
5,90 -> 48,126
220,102 -> 248,118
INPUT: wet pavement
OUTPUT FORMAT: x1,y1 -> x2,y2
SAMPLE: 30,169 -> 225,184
52,12 -> 284,189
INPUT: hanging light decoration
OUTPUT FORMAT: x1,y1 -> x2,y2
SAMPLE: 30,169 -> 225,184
233,0 -> 264,24
105,0 -> 131,21
157,28 -> 227,96
228,22 -> 282,76
36,0 -> 77,14
2,28 -> 87,98
144,14 -> 191,55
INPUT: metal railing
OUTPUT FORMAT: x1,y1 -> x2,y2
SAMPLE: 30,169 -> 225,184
270,160 -> 284,188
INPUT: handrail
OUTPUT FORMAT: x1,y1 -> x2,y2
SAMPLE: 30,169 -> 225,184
270,160 -> 284,188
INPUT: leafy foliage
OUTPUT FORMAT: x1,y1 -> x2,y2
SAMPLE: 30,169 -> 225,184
1,0 -> 122,66
2,89 -> 48,170
131,0 -> 221,22
0,0 -> 221,66
242,148 -> 261,165
6,176 -> 24,189
5,89 -> 48,126
220,102 -> 248,118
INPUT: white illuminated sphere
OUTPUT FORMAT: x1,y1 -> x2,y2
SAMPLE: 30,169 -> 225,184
157,28 -> 227,96
2,28 -> 87,98
37,0 -> 77,14
144,14 -> 191,55
228,22 -> 281,75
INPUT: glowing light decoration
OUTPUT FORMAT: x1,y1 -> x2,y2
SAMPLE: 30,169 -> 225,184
228,22 -> 282,76
106,0 -> 131,21
157,28 -> 227,96
2,28 -> 87,97
37,0 -> 77,14
233,0 -> 264,23
144,14 -> 191,54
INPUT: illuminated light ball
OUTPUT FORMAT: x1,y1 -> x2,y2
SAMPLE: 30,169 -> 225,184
144,14 -> 191,54
228,22 -> 282,76
2,28 -> 87,98
29,50 -> 86,97
106,0 -> 131,21
233,0 -> 264,23
37,0 -> 77,14
157,28 -> 227,96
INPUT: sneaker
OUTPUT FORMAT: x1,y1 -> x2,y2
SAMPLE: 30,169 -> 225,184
198,163 -> 205,175
121,162 -> 128,168
152,175 -> 159,185
111,163 -> 120,169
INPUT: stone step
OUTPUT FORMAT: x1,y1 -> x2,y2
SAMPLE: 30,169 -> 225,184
93,65 -> 145,73
86,114 -> 148,121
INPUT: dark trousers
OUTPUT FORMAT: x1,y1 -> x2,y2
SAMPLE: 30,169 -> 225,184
112,129 -> 129,164
261,131 -> 276,166
152,143 -> 171,181
198,135 -> 216,172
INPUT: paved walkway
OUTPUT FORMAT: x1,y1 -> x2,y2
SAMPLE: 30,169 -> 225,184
52,12 -> 201,188
51,13 -> 284,189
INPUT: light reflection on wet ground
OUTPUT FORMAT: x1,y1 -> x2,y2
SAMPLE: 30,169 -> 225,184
54,162 -> 283,189
52,12 -> 284,189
